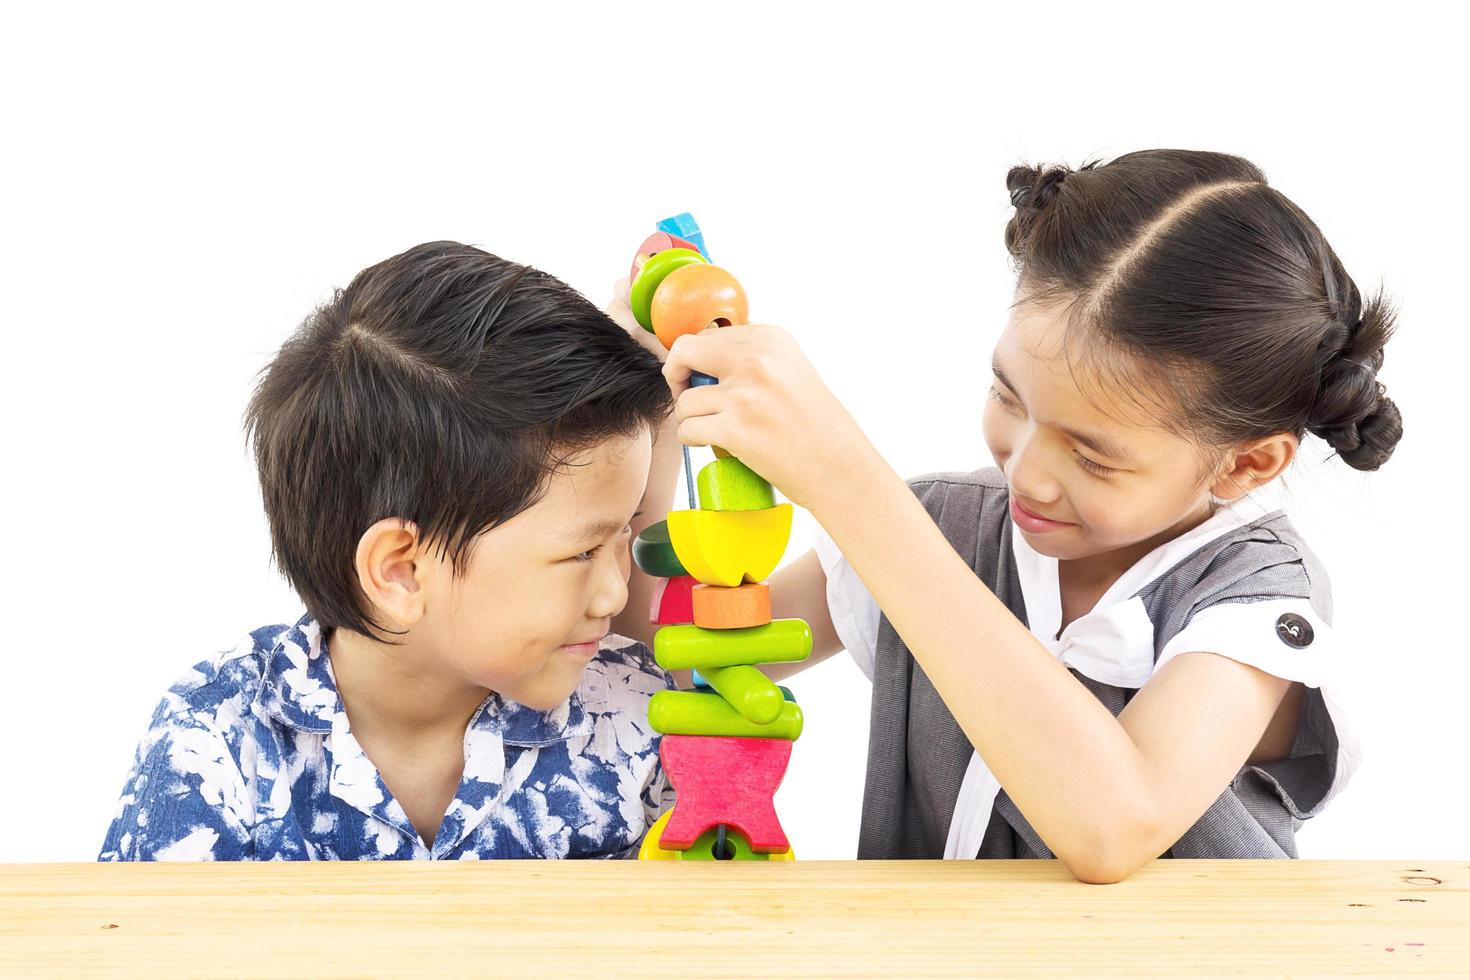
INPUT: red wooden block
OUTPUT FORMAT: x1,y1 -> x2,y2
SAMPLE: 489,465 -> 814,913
629,231 -> 701,283
649,574 -> 697,626
658,734 -> 792,854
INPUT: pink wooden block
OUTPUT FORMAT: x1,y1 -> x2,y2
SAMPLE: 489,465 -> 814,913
658,734 -> 792,853
649,574 -> 697,626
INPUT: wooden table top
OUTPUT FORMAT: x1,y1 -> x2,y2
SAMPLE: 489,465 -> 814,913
1,860 -> 1463,977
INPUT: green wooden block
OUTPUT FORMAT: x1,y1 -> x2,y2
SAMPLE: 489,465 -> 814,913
676,825 -> 779,861
694,672 -> 794,705
648,689 -> 803,740
697,457 -> 776,512
699,664 -> 785,725
632,520 -> 686,578
654,619 -> 813,671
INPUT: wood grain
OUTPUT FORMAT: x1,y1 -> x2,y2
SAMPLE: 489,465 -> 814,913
1,860 -> 1462,977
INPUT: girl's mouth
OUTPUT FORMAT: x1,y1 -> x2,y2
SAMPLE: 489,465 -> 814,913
1010,497 -> 1075,534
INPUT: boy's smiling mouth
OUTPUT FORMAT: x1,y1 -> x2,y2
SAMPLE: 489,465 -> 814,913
559,631 -> 609,657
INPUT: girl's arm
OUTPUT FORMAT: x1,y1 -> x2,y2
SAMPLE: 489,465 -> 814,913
662,325 -> 1294,883
606,293 -> 841,683
611,412 -> 684,651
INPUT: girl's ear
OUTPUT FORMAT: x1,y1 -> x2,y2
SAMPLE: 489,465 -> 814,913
353,518 -> 429,629
1209,433 -> 1299,502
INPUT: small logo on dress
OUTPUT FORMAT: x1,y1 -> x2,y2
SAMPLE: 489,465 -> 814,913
1275,613 -> 1314,648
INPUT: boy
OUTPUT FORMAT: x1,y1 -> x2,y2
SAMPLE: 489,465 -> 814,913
99,242 -> 677,860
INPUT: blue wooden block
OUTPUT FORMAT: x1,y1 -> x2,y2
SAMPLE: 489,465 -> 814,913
657,212 -> 709,260
693,668 -> 711,689
690,371 -> 719,387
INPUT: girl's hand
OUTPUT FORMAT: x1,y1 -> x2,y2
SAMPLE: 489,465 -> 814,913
605,277 -> 669,363
662,324 -> 879,512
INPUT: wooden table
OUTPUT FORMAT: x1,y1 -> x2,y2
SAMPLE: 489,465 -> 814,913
1,860 -> 1464,977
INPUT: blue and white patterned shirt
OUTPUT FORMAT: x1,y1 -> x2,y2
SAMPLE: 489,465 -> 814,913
99,615 -> 675,861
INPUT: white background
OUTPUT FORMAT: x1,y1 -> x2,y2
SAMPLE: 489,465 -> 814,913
2,2 -> 1464,862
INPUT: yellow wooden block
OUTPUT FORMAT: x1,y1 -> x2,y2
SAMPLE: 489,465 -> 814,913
666,504 -> 792,588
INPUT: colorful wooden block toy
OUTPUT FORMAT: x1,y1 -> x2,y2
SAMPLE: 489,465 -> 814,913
666,504 -> 793,587
638,809 -> 794,861
629,230 -> 702,283
630,214 -> 810,861
649,263 -> 749,349
692,581 -> 771,629
632,520 -> 687,578
648,688 -> 802,739
654,619 -> 813,671
630,247 -> 706,332
656,212 -> 709,260
657,734 -> 793,853
649,575 -> 698,626
697,457 -> 776,512
696,663 -> 786,725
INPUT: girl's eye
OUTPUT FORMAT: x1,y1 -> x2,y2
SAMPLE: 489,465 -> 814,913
573,545 -> 603,563
988,385 -> 1020,412
1074,452 -> 1115,477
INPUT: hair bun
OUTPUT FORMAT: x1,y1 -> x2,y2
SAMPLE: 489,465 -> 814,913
1005,164 -> 1077,258
1305,292 -> 1404,471
1007,165 -> 1070,211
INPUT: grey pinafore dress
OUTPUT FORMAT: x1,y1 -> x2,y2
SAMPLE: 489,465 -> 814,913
844,469 -> 1351,860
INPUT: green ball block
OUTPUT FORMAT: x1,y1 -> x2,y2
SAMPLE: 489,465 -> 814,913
697,457 -> 776,512
699,664 -> 785,725
632,521 -> 686,578
630,248 -> 706,331
654,619 -> 813,671
648,689 -> 804,740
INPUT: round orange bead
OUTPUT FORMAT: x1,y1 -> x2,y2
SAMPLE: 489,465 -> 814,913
649,263 -> 748,349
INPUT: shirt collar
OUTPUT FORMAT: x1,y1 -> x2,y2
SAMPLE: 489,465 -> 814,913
1009,484 -> 1285,654
254,612 -> 595,746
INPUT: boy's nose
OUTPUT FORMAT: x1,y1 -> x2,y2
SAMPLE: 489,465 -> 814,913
588,560 -> 630,620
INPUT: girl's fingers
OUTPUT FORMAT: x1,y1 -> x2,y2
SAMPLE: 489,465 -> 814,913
672,382 -> 724,423
675,412 -> 726,450
661,325 -> 765,393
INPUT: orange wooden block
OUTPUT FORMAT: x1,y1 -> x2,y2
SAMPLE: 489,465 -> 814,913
692,583 -> 772,629
649,263 -> 748,349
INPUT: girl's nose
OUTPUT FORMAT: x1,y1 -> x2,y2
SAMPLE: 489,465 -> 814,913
1006,429 -> 1063,505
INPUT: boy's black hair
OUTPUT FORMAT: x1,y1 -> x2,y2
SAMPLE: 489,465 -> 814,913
245,241 -> 672,639
1004,149 -> 1402,472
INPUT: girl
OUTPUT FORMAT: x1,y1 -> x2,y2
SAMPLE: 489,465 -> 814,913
613,149 -> 1401,883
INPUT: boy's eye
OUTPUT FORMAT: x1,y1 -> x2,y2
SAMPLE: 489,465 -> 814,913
1073,452 -> 1115,477
567,523 -> 632,563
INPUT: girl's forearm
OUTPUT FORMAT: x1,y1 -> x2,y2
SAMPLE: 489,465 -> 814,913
807,442 -> 1160,876
613,418 -> 685,649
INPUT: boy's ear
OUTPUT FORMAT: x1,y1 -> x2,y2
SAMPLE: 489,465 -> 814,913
353,518 -> 428,628
1210,432 -> 1298,501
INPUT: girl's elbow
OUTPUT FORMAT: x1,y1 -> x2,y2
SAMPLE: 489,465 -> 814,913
1064,854 -> 1141,885
1059,818 -> 1165,884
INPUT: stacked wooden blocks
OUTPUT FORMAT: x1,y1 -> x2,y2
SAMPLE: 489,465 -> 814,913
629,215 -> 812,861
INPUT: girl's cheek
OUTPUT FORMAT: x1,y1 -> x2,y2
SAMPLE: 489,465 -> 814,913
981,403 -> 1011,465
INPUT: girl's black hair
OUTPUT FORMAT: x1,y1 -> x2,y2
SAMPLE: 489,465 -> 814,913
1003,149 -> 1402,473
245,241 -> 672,640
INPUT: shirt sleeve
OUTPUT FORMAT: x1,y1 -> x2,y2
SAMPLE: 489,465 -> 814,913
1152,593 -> 1361,819
98,694 -> 255,861
813,526 -> 881,682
